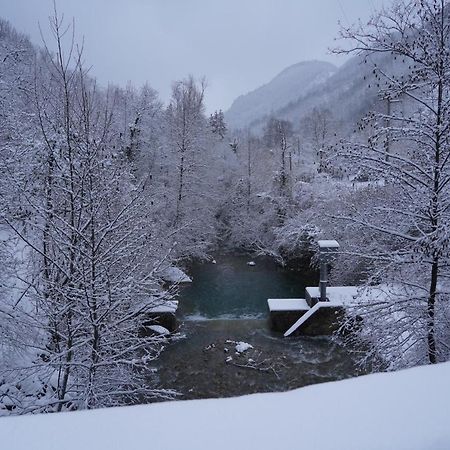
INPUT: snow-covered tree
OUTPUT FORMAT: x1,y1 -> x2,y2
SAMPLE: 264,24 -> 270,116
161,76 -> 218,259
334,0 -> 450,366
301,107 -> 335,173
0,11 -> 176,414
209,109 -> 227,139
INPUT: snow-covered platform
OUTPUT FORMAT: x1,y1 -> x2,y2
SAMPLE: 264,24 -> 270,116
305,286 -> 359,307
268,298 -> 310,312
268,287 -> 360,337
268,298 -> 311,332
268,240 -> 361,336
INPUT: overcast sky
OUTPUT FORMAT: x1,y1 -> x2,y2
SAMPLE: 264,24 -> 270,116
0,0 -> 384,112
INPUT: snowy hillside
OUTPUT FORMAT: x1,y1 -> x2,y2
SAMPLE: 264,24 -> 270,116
1,362 -> 449,450
225,52 -> 400,133
225,60 -> 337,129
272,51 -> 400,130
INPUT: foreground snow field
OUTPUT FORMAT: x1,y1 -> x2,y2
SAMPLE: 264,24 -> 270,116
1,363 -> 449,450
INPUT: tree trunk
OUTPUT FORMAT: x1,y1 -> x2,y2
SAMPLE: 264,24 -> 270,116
428,258 -> 438,364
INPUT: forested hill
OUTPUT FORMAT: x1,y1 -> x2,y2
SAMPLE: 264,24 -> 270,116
226,52 -> 398,133
224,60 -> 337,129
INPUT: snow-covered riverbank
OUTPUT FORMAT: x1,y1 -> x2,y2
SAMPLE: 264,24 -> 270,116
1,362 -> 449,450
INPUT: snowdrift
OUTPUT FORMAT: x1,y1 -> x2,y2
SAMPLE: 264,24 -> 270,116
1,362 -> 449,450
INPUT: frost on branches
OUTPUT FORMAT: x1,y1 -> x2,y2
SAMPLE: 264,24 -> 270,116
0,13 -> 178,414
334,0 -> 450,367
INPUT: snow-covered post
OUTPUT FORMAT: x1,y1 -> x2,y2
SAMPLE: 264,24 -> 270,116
318,240 -> 340,302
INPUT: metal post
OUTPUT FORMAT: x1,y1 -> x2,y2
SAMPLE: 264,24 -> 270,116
317,240 -> 340,303
320,256 -> 328,302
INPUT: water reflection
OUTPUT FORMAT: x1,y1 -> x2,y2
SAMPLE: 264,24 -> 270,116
178,254 -> 318,319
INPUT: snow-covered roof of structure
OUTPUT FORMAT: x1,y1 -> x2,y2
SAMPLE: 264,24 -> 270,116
267,298 -> 310,312
306,286 -> 359,306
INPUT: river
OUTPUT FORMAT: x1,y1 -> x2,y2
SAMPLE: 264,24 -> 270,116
153,254 -> 364,400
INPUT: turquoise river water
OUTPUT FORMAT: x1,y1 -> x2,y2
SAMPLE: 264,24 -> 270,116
153,254 -> 364,400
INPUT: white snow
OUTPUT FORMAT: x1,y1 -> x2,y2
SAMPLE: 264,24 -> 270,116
146,325 -> 170,335
305,285 -> 419,306
267,298 -> 310,312
306,286 -> 359,306
1,362 -> 449,450
161,266 -> 192,283
148,300 -> 178,314
317,239 -> 340,249
235,342 -> 253,353
336,178 -> 386,190
247,261 -> 256,266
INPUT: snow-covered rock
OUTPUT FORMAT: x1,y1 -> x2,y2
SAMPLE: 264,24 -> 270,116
147,300 -> 178,314
146,325 -> 170,336
235,342 -> 253,353
161,267 -> 192,283
246,261 -> 256,267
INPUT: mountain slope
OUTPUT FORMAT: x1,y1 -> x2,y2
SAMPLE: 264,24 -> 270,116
225,60 -> 337,129
272,51 -> 397,131
226,52 -> 400,133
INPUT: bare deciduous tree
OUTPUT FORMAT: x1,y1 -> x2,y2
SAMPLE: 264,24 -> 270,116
335,0 -> 450,366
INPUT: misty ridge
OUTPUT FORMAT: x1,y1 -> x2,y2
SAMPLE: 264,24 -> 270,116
0,2 -> 450,448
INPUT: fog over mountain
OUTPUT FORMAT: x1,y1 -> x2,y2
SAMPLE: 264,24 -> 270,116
225,60 -> 337,129
0,0 -> 385,112
225,52 -> 400,133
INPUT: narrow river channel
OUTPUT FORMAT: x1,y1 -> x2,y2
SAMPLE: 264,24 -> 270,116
153,254 -> 364,400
